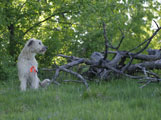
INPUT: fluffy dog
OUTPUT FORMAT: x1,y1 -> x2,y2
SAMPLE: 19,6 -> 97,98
17,38 -> 50,91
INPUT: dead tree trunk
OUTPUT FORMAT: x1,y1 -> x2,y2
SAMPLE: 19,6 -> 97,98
45,21 -> 161,88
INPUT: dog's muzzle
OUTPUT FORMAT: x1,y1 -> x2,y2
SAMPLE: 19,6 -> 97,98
40,46 -> 48,53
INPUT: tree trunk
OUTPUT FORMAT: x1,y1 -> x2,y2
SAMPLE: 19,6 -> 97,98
8,24 -> 16,57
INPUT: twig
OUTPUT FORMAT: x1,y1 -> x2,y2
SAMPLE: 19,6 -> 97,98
115,28 -> 125,50
153,20 -> 159,29
63,80 -> 83,83
108,28 -> 125,50
58,54 -> 80,60
146,71 -> 160,78
41,68 -> 54,71
51,69 -> 61,85
60,68 -> 89,88
128,22 -> 161,54
50,58 -> 89,88
139,80 -> 151,88
121,53 -> 133,72
103,22 -> 109,60
24,11 -> 71,35
142,67 -> 148,78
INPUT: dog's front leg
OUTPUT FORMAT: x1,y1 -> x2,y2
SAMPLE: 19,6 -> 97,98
20,77 -> 27,91
31,73 -> 40,89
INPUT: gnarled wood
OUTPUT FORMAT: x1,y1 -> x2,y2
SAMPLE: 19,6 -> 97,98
45,21 -> 161,88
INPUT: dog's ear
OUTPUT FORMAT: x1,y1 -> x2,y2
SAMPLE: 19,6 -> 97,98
27,40 -> 34,47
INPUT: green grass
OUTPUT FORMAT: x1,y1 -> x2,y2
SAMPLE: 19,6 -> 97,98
0,78 -> 161,120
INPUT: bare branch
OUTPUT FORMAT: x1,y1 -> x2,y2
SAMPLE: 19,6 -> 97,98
142,67 -> 148,78
41,68 -> 54,71
50,57 -> 89,88
63,80 -> 83,83
58,54 -> 80,60
128,25 -> 161,54
153,20 -> 159,29
103,22 -> 109,60
108,50 -> 161,61
58,54 -> 92,65
121,53 -> 133,72
139,80 -> 151,88
146,71 -> 160,78
108,52 -> 122,66
51,69 -> 61,85
127,60 -> 161,73
60,68 -> 89,88
115,28 -> 125,50
24,11 -> 71,35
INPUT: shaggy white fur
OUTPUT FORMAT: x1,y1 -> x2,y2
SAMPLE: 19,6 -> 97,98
17,38 -> 50,91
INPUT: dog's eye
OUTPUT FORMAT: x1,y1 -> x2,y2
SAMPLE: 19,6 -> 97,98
39,42 -> 41,45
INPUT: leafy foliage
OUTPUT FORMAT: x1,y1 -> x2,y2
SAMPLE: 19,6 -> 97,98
0,0 -> 161,80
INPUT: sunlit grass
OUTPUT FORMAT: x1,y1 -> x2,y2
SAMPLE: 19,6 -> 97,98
0,78 -> 161,120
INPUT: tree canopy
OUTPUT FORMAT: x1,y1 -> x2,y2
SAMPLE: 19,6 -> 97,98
0,0 -> 161,80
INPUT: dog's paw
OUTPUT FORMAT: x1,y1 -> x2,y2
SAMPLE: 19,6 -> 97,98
40,79 -> 50,87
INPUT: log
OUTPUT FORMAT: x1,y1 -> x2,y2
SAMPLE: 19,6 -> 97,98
45,21 -> 161,88
127,60 -> 161,72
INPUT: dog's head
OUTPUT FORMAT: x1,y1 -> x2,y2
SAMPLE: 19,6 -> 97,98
27,38 -> 47,54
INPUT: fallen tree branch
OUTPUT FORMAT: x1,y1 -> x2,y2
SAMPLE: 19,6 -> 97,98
49,58 -> 89,88
127,60 -> 161,72
108,50 -> 161,61
46,21 -> 161,88
63,80 -> 83,83
139,80 -> 152,88
60,68 -> 88,88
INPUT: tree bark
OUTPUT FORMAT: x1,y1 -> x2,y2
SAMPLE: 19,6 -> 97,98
8,24 -> 16,57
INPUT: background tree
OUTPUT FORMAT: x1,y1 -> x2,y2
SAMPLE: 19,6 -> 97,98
0,0 -> 161,81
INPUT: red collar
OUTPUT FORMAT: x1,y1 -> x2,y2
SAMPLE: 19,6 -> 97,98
30,66 -> 37,73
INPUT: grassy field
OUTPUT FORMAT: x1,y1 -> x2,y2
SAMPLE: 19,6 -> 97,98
0,78 -> 161,120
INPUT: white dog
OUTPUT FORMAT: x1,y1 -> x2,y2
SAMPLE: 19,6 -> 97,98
17,38 -> 50,91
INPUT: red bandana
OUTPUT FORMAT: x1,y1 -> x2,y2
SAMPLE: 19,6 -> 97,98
30,66 -> 37,73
